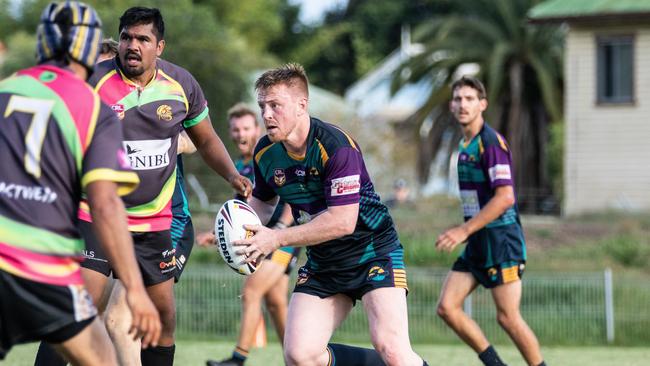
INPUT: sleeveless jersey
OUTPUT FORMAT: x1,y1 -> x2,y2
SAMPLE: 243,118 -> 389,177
457,123 -> 526,267
0,64 -> 138,285
79,58 -> 208,232
253,117 -> 399,269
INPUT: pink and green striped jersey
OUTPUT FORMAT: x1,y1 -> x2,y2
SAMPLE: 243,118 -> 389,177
79,58 -> 209,232
0,63 -> 139,286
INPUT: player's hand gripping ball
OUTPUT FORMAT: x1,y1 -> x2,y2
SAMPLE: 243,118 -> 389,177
214,199 -> 262,275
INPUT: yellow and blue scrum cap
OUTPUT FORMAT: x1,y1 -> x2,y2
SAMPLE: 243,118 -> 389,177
36,1 -> 103,71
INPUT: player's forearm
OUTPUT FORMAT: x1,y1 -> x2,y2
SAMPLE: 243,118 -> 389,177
462,188 -> 515,235
276,209 -> 355,247
249,196 -> 279,225
197,135 -> 239,181
87,182 -> 146,293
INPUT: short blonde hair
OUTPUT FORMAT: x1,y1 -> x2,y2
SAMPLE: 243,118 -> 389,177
255,63 -> 309,97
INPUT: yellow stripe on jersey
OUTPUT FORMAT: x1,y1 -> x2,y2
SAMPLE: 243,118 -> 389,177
287,150 -> 305,161
496,134 -> 509,152
315,138 -> 329,165
94,70 -> 117,92
502,265 -> 520,283
255,143 -> 275,164
330,125 -> 358,151
158,69 -> 189,112
478,138 -> 485,155
85,93 -> 100,148
81,169 -> 140,196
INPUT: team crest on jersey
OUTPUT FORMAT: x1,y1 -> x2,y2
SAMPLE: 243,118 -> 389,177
274,168 -> 286,186
367,266 -> 387,282
157,105 -> 173,121
111,104 -> 125,120
296,271 -> 310,285
309,167 -> 319,177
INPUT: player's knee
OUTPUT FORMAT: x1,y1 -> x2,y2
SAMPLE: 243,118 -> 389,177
372,335 -> 411,365
436,301 -> 456,321
241,284 -> 264,305
496,310 -> 520,329
284,346 -> 320,366
156,302 -> 176,334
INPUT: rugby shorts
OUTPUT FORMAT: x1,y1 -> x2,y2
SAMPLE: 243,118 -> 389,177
172,218 -> 194,283
293,246 -> 408,304
79,220 -> 176,287
0,270 -> 96,359
452,257 -> 525,289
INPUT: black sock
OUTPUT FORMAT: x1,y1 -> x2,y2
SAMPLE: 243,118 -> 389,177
537,362 -> 547,366
478,345 -> 507,366
34,342 -> 67,366
230,345 -> 247,364
423,361 -> 430,366
141,344 -> 175,366
327,343 -> 386,366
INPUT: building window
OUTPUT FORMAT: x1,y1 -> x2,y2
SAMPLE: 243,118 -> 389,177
597,35 -> 634,104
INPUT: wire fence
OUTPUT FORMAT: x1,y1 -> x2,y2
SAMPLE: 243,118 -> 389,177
175,266 -> 650,346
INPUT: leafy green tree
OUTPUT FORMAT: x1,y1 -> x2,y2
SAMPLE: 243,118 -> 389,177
394,0 -> 563,210
289,0 -> 452,94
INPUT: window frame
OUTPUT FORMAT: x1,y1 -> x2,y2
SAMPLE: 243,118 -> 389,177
595,34 -> 636,105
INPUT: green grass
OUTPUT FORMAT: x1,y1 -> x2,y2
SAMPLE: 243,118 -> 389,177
3,341 -> 650,366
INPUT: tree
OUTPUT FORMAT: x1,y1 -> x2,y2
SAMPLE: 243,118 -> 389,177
393,0 -> 563,211
288,0 -> 451,94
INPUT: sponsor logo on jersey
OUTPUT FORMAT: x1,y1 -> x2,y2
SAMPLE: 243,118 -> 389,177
162,248 -> 176,258
367,265 -> 387,282
0,181 -> 58,203
296,270 -> 310,285
111,104 -> 125,120
123,139 -> 171,170
274,168 -> 286,186
295,168 -> 305,177
309,167 -> 319,176
330,175 -> 360,196
157,104 -> 173,121
297,210 -> 312,225
159,256 -> 177,272
488,164 -> 511,182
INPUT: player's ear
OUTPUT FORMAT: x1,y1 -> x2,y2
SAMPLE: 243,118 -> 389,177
156,39 -> 165,57
480,98 -> 488,111
296,96 -> 308,116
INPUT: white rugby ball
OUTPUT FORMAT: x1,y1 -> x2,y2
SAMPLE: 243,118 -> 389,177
214,199 -> 262,275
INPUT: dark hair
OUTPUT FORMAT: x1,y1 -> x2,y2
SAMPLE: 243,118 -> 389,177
255,63 -> 309,97
451,76 -> 487,100
118,7 -> 164,40
100,38 -> 118,57
227,103 -> 258,125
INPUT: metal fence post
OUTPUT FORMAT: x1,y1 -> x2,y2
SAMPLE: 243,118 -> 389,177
604,268 -> 614,343
464,293 -> 473,318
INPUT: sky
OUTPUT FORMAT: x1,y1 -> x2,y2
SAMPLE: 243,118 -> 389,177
290,0 -> 348,24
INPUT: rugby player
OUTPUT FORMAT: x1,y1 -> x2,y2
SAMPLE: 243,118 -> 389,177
34,6 -> 251,366
0,1 -> 160,364
435,76 -> 546,366
234,63 -> 429,366
204,103 -> 299,366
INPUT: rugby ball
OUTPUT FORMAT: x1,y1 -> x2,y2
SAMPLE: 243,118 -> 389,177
214,199 -> 262,275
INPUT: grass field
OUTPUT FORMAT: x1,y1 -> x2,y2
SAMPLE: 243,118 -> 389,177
3,341 -> 650,365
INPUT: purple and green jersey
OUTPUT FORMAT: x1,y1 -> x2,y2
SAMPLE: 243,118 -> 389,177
253,117 -> 399,269
457,123 -> 526,268
79,58 -> 208,232
0,64 -> 138,286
